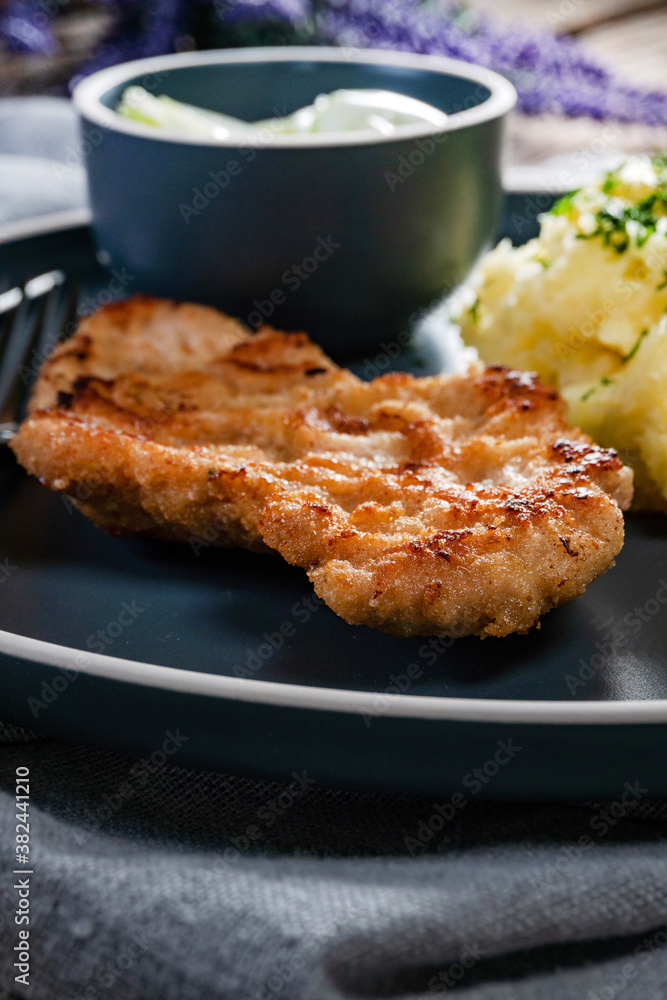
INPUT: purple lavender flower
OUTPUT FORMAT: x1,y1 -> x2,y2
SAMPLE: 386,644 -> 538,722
67,0 -> 667,127
72,0 -> 310,84
216,0 -> 308,26
0,0 -> 57,55
314,0 -> 667,125
70,0 -> 189,86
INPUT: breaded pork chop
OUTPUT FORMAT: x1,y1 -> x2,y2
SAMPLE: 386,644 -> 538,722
12,296 -> 633,638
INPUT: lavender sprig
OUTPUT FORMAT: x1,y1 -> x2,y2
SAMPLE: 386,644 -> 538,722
71,0 -> 311,82
0,0 -> 57,56
314,0 -> 667,126
6,0 -> 661,127
70,0 -> 189,86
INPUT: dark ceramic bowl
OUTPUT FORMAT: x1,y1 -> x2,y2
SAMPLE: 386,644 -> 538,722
73,47 -> 515,353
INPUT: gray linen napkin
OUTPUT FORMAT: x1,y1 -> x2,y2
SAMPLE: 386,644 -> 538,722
1,98 -> 667,1000
1,729 -> 667,1000
0,98 -> 87,225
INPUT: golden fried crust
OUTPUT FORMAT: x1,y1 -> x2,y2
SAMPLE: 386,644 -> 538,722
12,295 -> 633,638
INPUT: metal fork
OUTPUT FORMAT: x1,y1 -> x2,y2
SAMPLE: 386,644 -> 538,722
0,271 -> 78,445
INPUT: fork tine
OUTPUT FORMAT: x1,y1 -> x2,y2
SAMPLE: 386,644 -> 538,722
0,303 -> 44,428
15,280 -> 79,427
34,277 -> 77,360
56,280 -> 79,345
0,272 -> 74,443
0,290 -> 30,444
0,286 -> 30,418
0,286 -> 24,357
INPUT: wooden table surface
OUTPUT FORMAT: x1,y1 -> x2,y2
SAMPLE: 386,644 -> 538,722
466,0 -> 667,166
1,0 -> 666,167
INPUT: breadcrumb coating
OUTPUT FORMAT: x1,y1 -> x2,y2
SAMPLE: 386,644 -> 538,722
12,296 -> 633,637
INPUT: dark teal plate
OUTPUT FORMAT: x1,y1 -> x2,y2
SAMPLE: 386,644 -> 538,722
1,213 -> 666,799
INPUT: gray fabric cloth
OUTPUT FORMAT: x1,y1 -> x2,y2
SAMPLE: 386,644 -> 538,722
0,732 -> 667,1000
0,98 -> 87,225
1,98 -> 667,1000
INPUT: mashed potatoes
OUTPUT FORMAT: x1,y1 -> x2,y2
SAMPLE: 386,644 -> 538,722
456,153 -> 667,509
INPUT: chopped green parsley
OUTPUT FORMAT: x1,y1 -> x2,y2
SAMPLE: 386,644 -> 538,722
583,194 -> 666,252
622,329 -> 649,363
580,375 -> 614,403
549,191 -> 577,217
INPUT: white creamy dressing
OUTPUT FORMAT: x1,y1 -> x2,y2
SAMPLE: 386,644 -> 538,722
116,86 -> 448,141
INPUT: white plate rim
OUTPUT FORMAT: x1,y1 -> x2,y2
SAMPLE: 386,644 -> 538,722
0,207 -> 92,246
3,216 -> 666,728
72,45 -> 517,150
3,628 -> 667,726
